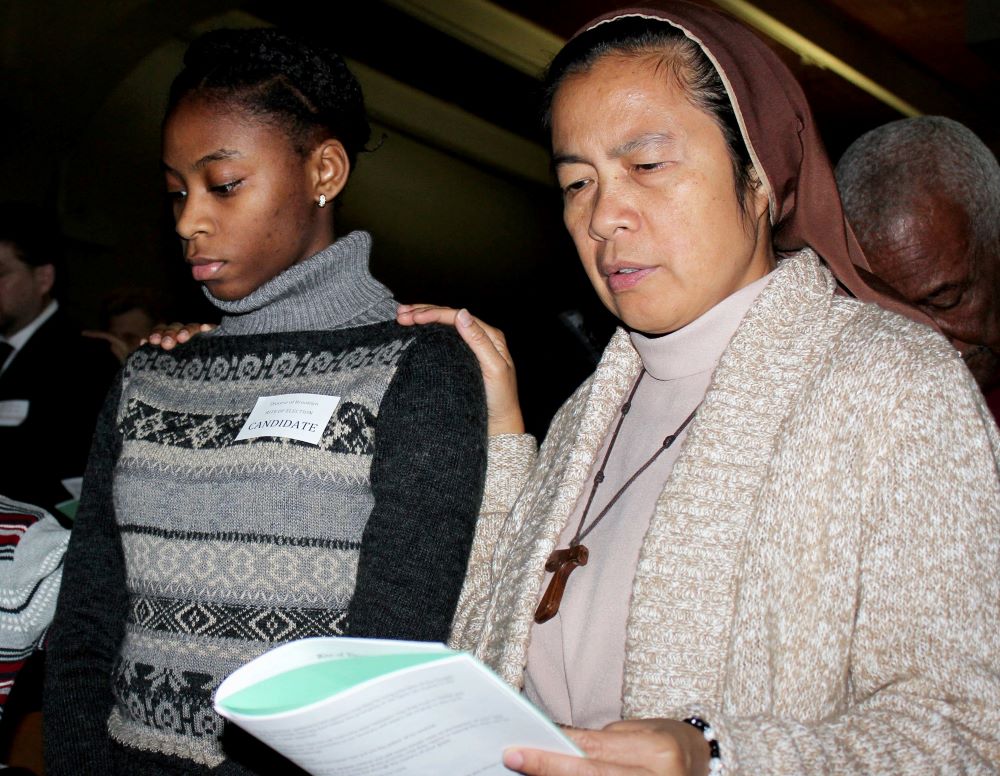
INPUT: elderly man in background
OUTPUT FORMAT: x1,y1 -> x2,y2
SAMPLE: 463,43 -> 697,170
836,116 -> 1000,418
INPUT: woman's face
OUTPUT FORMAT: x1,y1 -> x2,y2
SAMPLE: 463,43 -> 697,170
162,98 -> 332,301
551,54 -> 773,335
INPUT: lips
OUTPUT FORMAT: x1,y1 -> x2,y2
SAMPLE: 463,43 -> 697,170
188,258 -> 225,282
604,265 -> 656,293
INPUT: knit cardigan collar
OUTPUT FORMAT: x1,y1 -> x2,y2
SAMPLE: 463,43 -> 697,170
207,230 -> 397,336
473,248 -> 840,716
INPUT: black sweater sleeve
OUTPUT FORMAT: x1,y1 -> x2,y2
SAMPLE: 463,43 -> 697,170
346,325 -> 487,642
44,374 -> 128,774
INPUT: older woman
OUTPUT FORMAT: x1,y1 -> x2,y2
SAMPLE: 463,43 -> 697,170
399,3 -> 1000,775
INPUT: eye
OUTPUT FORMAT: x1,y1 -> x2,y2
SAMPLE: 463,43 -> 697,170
634,161 -> 668,173
166,189 -> 187,202
920,284 -> 965,312
210,180 -> 243,196
561,178 -> 590,196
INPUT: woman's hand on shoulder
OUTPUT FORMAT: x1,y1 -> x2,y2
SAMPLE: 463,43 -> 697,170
397,304 -> 525,435
142,322 -> 216,350
503,719 -> 711,776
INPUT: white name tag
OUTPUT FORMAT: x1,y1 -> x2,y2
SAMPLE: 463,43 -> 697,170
0,399 -> 29,427
235,393 -> 340,446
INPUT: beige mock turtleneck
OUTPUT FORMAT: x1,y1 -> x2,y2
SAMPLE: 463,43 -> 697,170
524,272 -> 772,728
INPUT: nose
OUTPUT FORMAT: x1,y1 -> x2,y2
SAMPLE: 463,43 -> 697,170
174,192 -> 211,242
588,178 -> 638,241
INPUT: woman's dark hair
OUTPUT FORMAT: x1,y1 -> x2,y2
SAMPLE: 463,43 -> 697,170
166,28 -> 371,168
542,17 -> 757,219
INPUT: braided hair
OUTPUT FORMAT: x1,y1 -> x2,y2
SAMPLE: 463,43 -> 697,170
166,28 -> 371,168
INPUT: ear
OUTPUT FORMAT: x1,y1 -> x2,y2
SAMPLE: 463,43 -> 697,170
748,166 -> 769,222
311,139 -> 351,204
32,263 -> 55,298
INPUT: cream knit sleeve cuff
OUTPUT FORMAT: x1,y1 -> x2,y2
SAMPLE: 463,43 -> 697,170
482,433 -> 537,517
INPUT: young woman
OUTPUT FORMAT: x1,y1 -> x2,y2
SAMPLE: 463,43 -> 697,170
401,4 -> 1000,775
44,28 -> 486,775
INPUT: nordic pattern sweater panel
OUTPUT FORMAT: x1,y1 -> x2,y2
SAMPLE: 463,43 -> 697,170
46,321 -> 486,774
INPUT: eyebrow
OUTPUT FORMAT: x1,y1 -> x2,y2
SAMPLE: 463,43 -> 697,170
161,148 -> 243,173
611,132 -> 676,157
552,132 -> 677,168
194,149 -> 242,169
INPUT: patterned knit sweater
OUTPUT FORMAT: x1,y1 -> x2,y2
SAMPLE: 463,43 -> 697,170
451,249 -> 1000,773
45,232 -> 487,775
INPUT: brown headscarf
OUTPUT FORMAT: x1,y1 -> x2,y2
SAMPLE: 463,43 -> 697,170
570,2 -> 935,329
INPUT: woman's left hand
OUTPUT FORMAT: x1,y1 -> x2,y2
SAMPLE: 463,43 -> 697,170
503,719 -> 711,776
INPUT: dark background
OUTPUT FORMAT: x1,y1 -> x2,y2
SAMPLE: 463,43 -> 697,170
2,0 -> 997,434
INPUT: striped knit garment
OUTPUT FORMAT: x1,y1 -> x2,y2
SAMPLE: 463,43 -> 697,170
0,497 -> 68,718
108,328 -> 414,765
45,232 -> 487,774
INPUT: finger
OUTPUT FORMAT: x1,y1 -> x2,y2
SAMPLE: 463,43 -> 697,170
564,724 -> 689,772
148,322 -> 184,344
503,747 -> 628,776
564,728 -> 643,762
453,309 -> 511,373
399,305 -> 461,326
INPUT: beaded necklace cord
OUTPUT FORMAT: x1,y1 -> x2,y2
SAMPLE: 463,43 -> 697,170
534,369 -> 700,624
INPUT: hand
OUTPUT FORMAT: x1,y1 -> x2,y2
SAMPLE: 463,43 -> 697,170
503,719 -> 711,776
397,304 -> 525,435
141,322 -> 216,350
81,330 -> 130,363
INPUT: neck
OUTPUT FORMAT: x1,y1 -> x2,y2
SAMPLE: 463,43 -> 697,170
207,231 -> 398,336
3,296 -> 50,339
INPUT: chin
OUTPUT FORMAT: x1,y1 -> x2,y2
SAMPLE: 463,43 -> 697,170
203,284 -> 244,303
963,344 -> 1000,391
616,308 -> 683,336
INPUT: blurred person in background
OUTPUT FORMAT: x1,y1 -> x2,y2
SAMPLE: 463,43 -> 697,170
0,203 -> 119,520
84,288 -> 165,363
836,116 -> 1000,419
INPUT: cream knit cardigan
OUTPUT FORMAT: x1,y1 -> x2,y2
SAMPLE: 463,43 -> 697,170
450,250 -> 1000,773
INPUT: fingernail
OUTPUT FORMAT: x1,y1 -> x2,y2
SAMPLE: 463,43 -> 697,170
502,749 -> 524,770
457,309 -> 473,327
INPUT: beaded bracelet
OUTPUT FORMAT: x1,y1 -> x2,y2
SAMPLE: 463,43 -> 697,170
683,716 -> 722,775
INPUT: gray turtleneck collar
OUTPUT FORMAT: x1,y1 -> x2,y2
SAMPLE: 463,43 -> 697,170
206,231 -> 398,337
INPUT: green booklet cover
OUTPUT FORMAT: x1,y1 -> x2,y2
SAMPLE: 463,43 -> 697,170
214,637 -> 581,776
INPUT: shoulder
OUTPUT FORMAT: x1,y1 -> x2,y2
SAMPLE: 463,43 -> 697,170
828,296 -> 965,384
386,322 -> 478,372
766,251 -> 968,397
376,323 -> 486,427
802,297 -> 989,445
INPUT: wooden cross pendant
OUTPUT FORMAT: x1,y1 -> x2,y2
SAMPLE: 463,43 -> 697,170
533,544 -> 589,624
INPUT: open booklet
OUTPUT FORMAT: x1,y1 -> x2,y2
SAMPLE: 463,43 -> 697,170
214,637 -> 582,775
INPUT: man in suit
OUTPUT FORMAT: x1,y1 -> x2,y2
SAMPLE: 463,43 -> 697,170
0,204 -> 120,521
836,117 -> 1000,419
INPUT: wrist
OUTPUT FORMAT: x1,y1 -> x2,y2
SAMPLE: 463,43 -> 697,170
488,409 -> 525,436
683,717 -> 722,776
